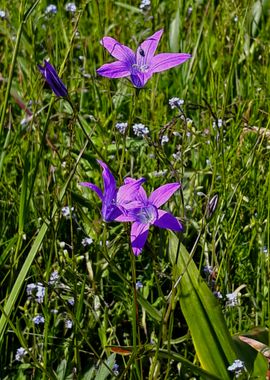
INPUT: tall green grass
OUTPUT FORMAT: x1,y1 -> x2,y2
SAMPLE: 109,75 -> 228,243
0,0 -> 269,378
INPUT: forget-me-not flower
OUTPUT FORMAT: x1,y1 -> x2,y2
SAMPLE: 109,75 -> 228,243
97,29 -> 191,88
15,347 -> 27,362
45,4 -> 57,14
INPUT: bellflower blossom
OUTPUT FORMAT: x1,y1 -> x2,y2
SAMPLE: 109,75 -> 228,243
38,60 -> 68,97
97,29 -> 191,88
80,160 -> 145,222
118,179 -> 183,255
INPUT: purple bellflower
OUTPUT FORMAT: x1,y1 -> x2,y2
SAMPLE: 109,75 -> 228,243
117,179 -> 184,255
80,160 -> 145,222
38,60 -> 68,97
97,29 -> 191,88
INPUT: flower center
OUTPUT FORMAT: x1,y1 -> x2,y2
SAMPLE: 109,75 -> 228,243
132,63 -> 150,73
135,204 -> 158,224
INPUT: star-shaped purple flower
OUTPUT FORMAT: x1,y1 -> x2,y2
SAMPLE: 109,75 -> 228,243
97,29 -> 191,88
118,178 -> 184,255
80,160 -> 145,222
38,60 -> 68,97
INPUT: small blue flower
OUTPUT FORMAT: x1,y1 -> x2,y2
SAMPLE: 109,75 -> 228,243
112,363 -> 119,375
49,270 -> 59,285
169,97 -> 184,110
228,359 -> 245,378
136,281 -> 143,290
132,123 -> 149,137
139,0 -> 151,11
62,206 -> 74,218
33,315 -> 45,325
15,347 -> 27,361
27,283 -> 45,303
45,4 -> 57,14
161,135 -> 169,145
65,2 -> 76,12
82,237 -> 93,246
115,122 -> 128,134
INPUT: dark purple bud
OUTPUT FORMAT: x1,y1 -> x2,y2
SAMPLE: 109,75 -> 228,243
206,194 -> 219,220
38,60 -> 68,97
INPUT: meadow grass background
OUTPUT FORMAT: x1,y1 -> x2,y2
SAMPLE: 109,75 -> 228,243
0,0 -> 270,378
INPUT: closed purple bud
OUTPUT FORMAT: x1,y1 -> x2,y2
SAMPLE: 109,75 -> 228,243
206,194 -> 219,220
38,60 -> 68,97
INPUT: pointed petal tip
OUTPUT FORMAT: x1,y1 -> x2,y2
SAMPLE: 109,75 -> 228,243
133,248 -> 142,256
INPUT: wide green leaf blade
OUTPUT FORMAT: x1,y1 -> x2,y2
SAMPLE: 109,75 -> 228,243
169,232 -> 237,378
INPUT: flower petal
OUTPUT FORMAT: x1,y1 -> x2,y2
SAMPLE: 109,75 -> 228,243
153,210 -> 183,231
97,160 -> 116,197
136,29 -> 163,66
80,182 -> 103,200
131,222 -> 149,256
130,72 -> 152,88
97,61 -> 131,78
117,177 -> 146,205
38,61 -> 68,97
122,177 -> 148,203
149,183 -> 181,208
100,36 -> 135,64
150,53 -> 191,73
102,204 -> 122,222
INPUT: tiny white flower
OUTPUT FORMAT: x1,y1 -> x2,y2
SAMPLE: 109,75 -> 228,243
15,347 -> 27,361
217,119 -> 223,128
161,135 -> 169,145
59,241 -> 66,248
82,237 -> 93,246
68,297 -> 75,306
139,0 -> 151,11
226,292 -> 240,307
65,319 -> 73,329
169,97 -> 184,109
62,206 -> 74,218
0,10 -> 6,18
49,271 -> 59,285
65,2 -> 76,12
152,169 -> 168,177
115,122 -> 128,134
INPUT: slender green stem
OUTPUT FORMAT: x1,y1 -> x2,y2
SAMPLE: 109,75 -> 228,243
0,0 -> 40,138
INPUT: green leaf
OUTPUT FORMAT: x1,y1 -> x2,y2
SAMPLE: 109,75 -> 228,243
169,2 -> 180,52
56,359 -> 67,380
169,232 -> 237,378
137,293 -> 162,322
94,353 -> 116,380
